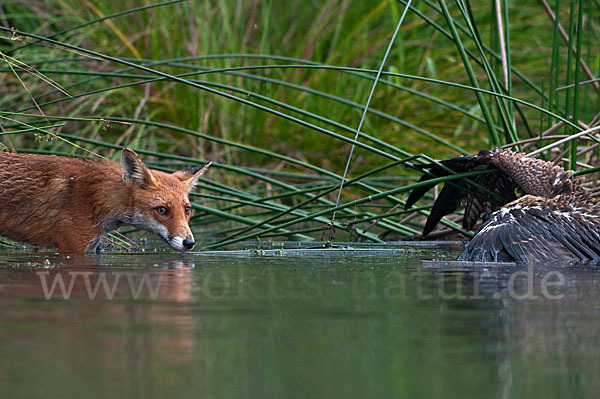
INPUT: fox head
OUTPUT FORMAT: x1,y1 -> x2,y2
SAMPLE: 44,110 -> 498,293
120,148 -> 211,251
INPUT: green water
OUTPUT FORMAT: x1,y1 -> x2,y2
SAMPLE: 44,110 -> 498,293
0,246 -> 599,398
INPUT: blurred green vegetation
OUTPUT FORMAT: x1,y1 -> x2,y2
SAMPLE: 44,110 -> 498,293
0,0 -> 599,246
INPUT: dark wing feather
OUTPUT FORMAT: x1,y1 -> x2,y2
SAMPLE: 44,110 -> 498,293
405,174 -> 447,210
463,197 -> 487,231
423,181 -> 463,235
406,154 -> 517,235
405,155 -> 479,209
458,197 -> 600,263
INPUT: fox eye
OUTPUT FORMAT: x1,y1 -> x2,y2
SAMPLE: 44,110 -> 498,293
156,206 -> 170,216
185,206 -> 192,216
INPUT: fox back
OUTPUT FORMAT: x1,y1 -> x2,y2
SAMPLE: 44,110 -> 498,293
0,149 -> 210,253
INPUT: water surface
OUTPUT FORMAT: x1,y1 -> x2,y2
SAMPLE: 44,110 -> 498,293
0,245 -> 598,398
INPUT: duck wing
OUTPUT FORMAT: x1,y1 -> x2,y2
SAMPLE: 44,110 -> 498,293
406,147 -> 592,236
457,195 -> 600,263
405,153 -> 517,235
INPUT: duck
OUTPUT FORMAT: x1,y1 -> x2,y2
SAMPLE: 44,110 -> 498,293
405,147 -> 600,263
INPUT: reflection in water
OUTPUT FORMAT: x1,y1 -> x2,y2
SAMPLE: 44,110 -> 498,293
0,250 -> 599,398
0,252 -> 198,399
0,253 -> 195,301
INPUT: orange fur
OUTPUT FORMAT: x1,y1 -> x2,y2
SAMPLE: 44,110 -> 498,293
0,149 -> 210,253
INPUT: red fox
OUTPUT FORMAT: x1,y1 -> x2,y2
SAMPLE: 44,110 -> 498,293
0,149 -> 211,253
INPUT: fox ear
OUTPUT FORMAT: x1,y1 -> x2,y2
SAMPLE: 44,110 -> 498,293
121,148 -> 157,187
174,161 -> 212,191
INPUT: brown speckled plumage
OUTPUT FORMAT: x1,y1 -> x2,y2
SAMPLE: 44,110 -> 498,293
406,147 -> 600,263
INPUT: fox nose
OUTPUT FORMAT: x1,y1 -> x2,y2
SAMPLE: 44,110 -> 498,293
182,237 -> 195,250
